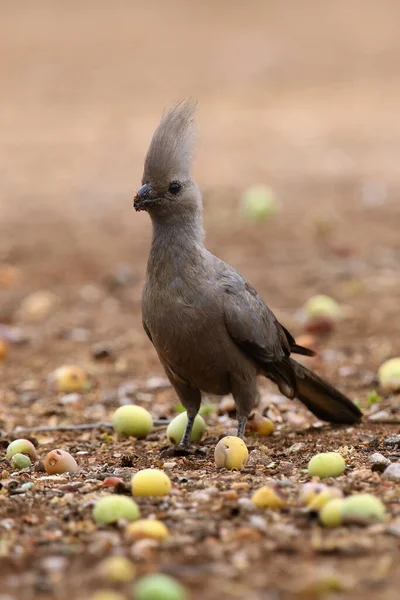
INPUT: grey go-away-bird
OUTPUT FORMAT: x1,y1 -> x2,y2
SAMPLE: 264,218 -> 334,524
133,101 -> 362,450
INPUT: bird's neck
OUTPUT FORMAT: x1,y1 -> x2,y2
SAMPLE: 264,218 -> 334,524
147,209 -> 205,279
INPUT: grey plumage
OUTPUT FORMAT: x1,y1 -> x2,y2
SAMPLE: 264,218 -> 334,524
134,101 -> 362,447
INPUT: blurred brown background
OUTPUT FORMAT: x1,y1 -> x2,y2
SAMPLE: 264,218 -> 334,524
1,3 -> 400,599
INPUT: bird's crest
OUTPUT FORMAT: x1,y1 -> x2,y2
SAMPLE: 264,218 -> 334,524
143,100 -> 197,182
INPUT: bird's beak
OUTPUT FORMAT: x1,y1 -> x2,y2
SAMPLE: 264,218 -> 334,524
133,184 -> 157,212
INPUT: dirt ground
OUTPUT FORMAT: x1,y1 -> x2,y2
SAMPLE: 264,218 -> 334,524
1,1 -> 400,599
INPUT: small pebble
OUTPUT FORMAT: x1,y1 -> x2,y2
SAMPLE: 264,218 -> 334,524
369,453 -> 391,473
382,463 -> 400,482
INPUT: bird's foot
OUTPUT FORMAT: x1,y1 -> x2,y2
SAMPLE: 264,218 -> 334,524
160,445 -> 206,459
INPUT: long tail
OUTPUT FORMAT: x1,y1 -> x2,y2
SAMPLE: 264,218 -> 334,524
267,358 -> 362,424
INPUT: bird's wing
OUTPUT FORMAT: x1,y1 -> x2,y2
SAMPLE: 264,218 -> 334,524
142,320 -> 153,344
219,266 -> 290,363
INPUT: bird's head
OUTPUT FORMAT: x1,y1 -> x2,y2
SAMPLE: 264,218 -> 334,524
134,101 -> 201,219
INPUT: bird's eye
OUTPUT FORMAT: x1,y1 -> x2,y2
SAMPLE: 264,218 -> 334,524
168,181 -> 182,195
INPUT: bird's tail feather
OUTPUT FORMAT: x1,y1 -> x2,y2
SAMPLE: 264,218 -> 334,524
266,358 -> 362,424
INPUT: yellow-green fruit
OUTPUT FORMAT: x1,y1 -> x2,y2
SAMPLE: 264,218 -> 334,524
319,499 -> 345,527
90,592 -> 125,600
100,556 -> 136,582
251,485 -> 286,509
307,487 -> 343,511
167,412 -> 205,444
126,519 -> 169,542
341,493 -> 386,525
112,405 -> 153,439
214,436 -> 248,470
131,469 -> 171,497
93,495 -> 140,525
6,439 -> 37,461
247,413 -> 275,436
304,295 -> 342,320
11,453 -> 32,469
134,574 -> 187,600
49,365 -> 89,393
307,452 -> 346,479
241,185 -> 278,222
378,358 -> 400,393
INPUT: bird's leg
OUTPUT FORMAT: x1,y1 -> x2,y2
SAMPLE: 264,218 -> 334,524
231,377 -> 257,441
178,412 -> 196,448
160,374 -> 203,457
236,416 -> 247,440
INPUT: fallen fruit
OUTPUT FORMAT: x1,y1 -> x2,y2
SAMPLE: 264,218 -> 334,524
125,519 -> 169,542
247,413 -> 274,436
378,358 -> 400,393
340,493 -> 386,525
166,412 -> 205,444
307,452 -> 346,479
112,405 -> 153,439
134,574 -> 187,600
0,339 -> 8,361
241,184 -> 278,222
11,453 -> 32,469
251,485 -> 286,509
90,592 -> 125,600
131,469 -> 171,497
307,487 -> 343,511
299,482 -> 327,506
319,499 -> 345,527
6,439 -> 37,461
93,495 -> 140,525
214,436 -> 249,470
100,556 -> 136,582
48,365 -> 89,393
304,295 -> 342,321
19,290 -> 57,321
44,449 -> 78,474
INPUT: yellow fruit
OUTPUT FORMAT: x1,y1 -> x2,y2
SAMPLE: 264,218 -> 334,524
251,485 -> 286,509
299,482 -> 327,506
304,295 -> 342,320
90,592 -> 125,600
307,487 -> 343,511
319,499 -> 345,527
48,365 -> 89,393
112,405 -> 153,439
378,358 -> 400,393
131,469 -> 171,497
125,519 -> 169,542
307,452 -> 346,479
99,556 -> 136,582
214,436 -> 248,470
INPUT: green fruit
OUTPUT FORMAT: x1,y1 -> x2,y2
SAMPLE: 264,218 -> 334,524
319,499 -> 345,527
304,295 -> 342,320
166,412 -> 205,445
241,185 -> 278,222
341,493 -> 386,525
112,405 -> 153,439
307,452 -> 346,479
134,574 -> 187,600
6,439 -> 37,461
93,495 -> 140,525
378,358 -> 400,393
11,453 -> 32,469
